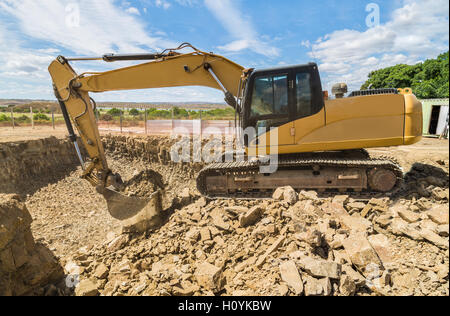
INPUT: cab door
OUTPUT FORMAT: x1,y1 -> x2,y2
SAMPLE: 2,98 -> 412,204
292,64 -> 326,144
244,71 -> 296,149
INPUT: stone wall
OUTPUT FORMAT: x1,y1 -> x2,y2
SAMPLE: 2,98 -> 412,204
0,194 -> 63,295
101,134 -> 176,163
0,137 -> 79,193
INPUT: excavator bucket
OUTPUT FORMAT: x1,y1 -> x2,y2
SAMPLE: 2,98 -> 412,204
102,188 -> 163,232
97,170 -> 166,233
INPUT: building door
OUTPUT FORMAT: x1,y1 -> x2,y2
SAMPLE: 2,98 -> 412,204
428,105 -> 441,135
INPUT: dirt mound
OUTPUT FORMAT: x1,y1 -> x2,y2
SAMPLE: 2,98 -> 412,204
0,194 -> 64,295
121,169 -> 166,198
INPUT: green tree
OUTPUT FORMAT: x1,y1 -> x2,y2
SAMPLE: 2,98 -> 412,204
33,113 -> 50,121
361,51 -> 449,99
107,108 -> 122,116
129,108 -> 140,116
173,107 -> 189,118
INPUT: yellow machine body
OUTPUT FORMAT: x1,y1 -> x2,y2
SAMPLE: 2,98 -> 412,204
250,91 -> 423,155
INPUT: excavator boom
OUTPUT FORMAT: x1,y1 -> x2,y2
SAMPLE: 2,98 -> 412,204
49,44 -> 248,189
48,44 -> 250,228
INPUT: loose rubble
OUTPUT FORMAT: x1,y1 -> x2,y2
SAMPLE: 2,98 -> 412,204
0,134 -> 448,296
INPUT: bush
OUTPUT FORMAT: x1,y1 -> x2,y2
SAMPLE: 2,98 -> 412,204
173,107 -> 189,118
129,108 -> 140,116
33,113 -> 50,121
16,115 -> 31,123
101,114 -> 113,121
107,108 -> 122,116
0,114 -> 10,122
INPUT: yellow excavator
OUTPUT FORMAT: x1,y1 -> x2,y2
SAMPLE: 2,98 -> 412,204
48,43 -> 422,221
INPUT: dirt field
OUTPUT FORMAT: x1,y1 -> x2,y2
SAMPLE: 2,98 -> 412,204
0,126 -> 448,296
0,126 -> 68,142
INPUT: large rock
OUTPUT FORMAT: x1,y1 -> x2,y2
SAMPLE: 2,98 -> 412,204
279,261 -> 303,295
75,279 -> 99,296
342,232 -> 382,276
420,229 -> 449,249
194,262 -> 225,293
239,206 -> 265,227
273,186 -> 298,204
397,209 -> 421,223
367,234 -> 394,266
94,263 -> 109,279
299,257 -> 341,279
296,229 -> 323,248
390,218 -> 423,241
107,234 -> 129,252
0,195 -> 63,296
427,205 -> 449,225
339,215 -> 372,233
304,276 -> 332,296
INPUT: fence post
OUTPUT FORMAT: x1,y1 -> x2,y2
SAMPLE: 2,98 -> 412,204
120,109 -> 123,133
30,106 -> 34,129
10,108 -> 14,129
171,107 -> 174,136
52,109 -> 55,129
199,110 -> 202,139
144,108 -> 147,135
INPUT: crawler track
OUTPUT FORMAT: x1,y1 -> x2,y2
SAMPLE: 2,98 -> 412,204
197,151 -> 403,199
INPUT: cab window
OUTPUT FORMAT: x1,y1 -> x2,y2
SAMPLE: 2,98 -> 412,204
250,74 -> 289,117
296,72 -> 313,118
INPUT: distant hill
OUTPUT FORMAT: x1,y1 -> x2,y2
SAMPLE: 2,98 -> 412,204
0,99 -> 228,110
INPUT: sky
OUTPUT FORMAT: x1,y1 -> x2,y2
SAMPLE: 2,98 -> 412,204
0,0 -> 448,103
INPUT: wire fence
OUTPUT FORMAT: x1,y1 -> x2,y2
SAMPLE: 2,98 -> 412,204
2,106 -> 237,137
0,106 -> 60,129
98,119 -> 237,136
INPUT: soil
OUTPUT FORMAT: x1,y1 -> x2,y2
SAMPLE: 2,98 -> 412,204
0,127 -> 448,296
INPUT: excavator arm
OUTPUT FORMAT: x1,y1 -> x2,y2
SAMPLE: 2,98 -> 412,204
48,44 -> 249,191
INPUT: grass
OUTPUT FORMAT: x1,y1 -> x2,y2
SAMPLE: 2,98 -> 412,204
1,106 -> 236,127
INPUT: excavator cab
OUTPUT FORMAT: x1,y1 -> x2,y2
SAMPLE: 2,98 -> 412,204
239,63 -> 324,148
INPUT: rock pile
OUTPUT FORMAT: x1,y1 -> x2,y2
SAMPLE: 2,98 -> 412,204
5,134 -> 445,296
0,194 -> 64,295
67,183 -> 448,296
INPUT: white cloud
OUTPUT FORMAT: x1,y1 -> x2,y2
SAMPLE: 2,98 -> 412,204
204,0 -> 279,57
308,0 -> 449,91
175,0 -> 198,6
0,0 -> 185,101
126,7 -> 140,15
301,40 -> 311,49
0,0 -> 175,55
155,0 -> 171,10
